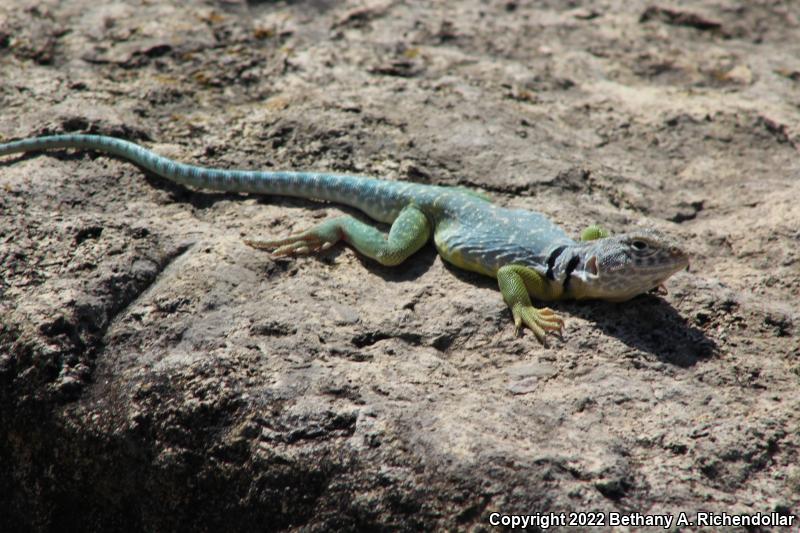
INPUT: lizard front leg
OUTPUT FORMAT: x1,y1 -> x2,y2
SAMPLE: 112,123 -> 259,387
245,204 -> 431,267
580,224 -> 609,241
497,264 -> 564,345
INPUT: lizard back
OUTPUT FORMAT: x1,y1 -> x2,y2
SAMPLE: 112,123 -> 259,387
429,194 -> 576,277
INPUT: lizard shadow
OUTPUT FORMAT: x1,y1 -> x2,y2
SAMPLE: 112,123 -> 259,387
558,297 -> 716,367
135,175 -> 720,365
0,151 -> 245,210
441,261 -> 498,290
3,153 -> 440,285
141,171 -> 258,209
142,173 -> 441,283
351,243 -> 439,283
2,156 -> 714,362
443,263 -> 715,366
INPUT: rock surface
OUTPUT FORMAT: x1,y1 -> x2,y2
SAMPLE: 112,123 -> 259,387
1,0 -> 798,531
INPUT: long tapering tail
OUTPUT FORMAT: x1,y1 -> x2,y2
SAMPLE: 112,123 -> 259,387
0,134 -> 417,222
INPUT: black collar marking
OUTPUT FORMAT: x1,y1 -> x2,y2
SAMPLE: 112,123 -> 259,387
545,245 -> 567,280
563,255 -> 581,291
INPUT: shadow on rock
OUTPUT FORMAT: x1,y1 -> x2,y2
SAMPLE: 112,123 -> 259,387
148,171 -> 441,282
441,260 -> 501,290
565,296 -> 716,366
352,243 -> 439,283
444,260 -> 714,364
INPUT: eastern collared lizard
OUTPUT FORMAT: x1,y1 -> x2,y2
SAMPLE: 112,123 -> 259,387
0,134 -> 689,344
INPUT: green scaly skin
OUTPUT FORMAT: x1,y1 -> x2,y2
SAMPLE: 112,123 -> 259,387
0,134 -> 690,345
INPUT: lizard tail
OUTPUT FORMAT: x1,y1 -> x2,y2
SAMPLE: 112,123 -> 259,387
0,134 -> 413,222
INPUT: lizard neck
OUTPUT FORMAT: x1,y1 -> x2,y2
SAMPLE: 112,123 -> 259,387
545,243 -> 596,299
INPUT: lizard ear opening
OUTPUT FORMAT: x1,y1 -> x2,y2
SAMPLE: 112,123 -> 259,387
586,256 -> 599,276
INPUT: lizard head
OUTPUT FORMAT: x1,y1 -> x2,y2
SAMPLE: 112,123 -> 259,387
567,229 -> 689,302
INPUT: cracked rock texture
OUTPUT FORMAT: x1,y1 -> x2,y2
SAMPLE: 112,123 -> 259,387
1,0 -> 798,531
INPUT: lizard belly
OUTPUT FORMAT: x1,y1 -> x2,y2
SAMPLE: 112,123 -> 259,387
434,229 -> 497,276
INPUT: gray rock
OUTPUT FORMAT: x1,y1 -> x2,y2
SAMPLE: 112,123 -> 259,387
1,0 -> 798,531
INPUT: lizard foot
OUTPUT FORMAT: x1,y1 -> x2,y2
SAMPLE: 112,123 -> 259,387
244,221 -> 341,257
511,304 -> 564,345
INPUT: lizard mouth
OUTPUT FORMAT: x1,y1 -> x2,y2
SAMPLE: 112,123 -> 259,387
586,256 -> 599,276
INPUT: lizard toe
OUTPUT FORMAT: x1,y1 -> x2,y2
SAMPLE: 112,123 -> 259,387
513,304 -> 564,346
245,229 -> 338,257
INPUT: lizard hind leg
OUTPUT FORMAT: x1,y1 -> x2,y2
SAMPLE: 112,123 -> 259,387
245,204 -> 432,267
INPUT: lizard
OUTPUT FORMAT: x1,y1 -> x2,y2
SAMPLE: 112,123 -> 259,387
0,133 -> 690,344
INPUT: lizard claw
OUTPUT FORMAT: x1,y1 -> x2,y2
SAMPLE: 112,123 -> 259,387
653,283 -> 668,295
244,219 -> 343,256
512,305 -> 564,346
244,229 -> 338,257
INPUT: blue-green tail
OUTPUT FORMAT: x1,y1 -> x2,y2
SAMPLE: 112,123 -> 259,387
0,134 -> 420,222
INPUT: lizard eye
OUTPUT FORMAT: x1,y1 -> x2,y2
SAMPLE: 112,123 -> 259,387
632,240 -> 648,250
